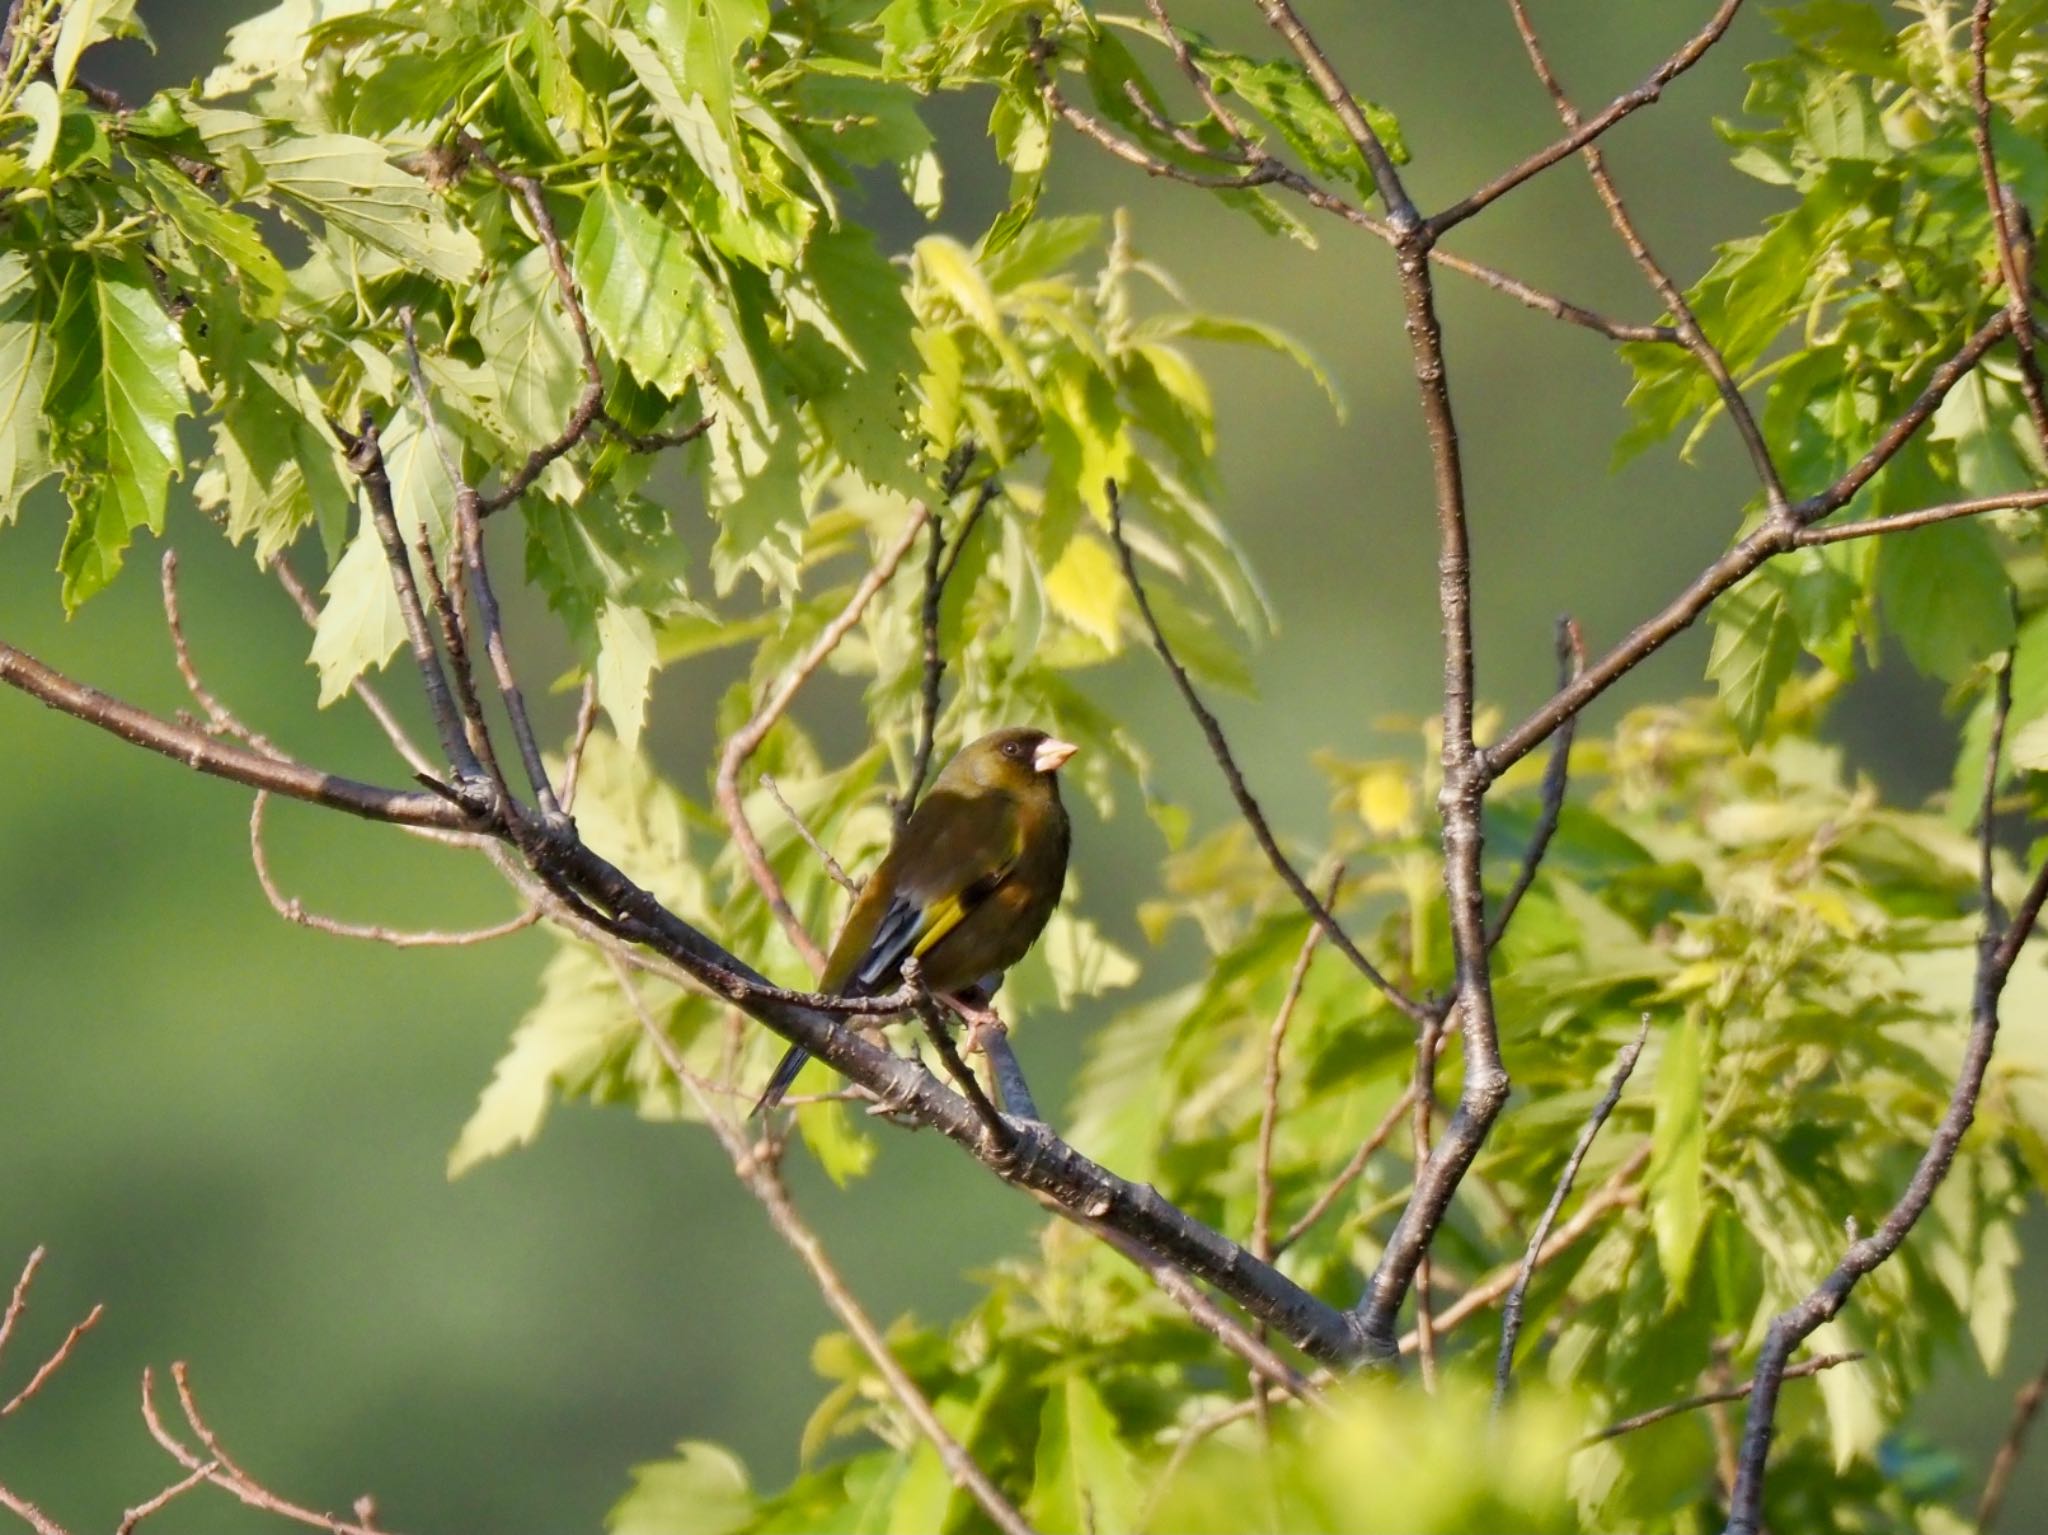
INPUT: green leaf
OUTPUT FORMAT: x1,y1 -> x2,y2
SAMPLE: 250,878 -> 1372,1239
1705,576 -> 1798,747
1133,312 -> 1342,417
1025,1373 -> 1143,1535
44,254 -> 189,609
0,254 -> 53,522
192,109 -> 483,282
448,948 -> 627,1179
1876,518 -> 2013,683
795,1093 -> 877,1187
52,0 -> 142,90
575,182 -> 719,399
609,1441 -> 754,1535
130,153 -> 289,316
307,412 -> 452,703
1647,1013 -> 1707,1300
478,245 -> 584,451
596,601 -> 659,751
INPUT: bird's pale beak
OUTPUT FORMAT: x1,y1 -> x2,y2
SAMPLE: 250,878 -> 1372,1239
1033,737 -> 1079,774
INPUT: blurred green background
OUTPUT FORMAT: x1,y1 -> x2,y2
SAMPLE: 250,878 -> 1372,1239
1,2 -> 2039,1529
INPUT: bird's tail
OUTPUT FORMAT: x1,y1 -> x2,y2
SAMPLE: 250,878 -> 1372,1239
751,1043 -> 810,1117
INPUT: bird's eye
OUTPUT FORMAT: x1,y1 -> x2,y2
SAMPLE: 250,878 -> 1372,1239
1002,741 -> 1023,759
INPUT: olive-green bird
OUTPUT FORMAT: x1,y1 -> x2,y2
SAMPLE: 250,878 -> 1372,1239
752,726 -> 1078,1114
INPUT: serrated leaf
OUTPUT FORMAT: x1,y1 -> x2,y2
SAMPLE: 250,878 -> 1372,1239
192,109 -> 482,282
596,601 -> 659,750
448,946 -> 633,1177
1706,577 -> 1798,747
478,244 -> 583,450
52,0 -> 142,90
608,1441 -> 753,1535
575,181 -> 718,398
45,254 -> 188,608
1134,311 -> 1342,417
1041,531 -> 1125,647
1876,518 -> 2013,683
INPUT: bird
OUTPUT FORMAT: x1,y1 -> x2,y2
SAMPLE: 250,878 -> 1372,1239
752,725 -> 1078,1114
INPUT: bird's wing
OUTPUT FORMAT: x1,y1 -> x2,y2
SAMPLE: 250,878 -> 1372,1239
840,789 -> 1024,994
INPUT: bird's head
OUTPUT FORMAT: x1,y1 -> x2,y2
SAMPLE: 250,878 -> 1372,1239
941,727 -> 1079,796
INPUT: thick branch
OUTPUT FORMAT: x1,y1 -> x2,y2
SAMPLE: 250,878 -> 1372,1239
0,642 -> 468,829
1,636 -> 1368,1363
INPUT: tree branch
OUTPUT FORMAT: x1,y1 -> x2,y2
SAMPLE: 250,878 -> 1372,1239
1485,312 -> 2018,779
1977,1343 -> 2048,1532
1970,1 -> 2048,453
604,951 -> 1039,1535
1499,0 -> 1786,516
1487,616 -> 1583,949
1431,0 -> 1746,234
1493,1015 -> 1649,1408
1,630 -> 1372,1363
1108,486 -> 1428,1025
1582,1351 -> 1861,1447
1253,869 -> 1342,1263
1723,768 -> 2048,1527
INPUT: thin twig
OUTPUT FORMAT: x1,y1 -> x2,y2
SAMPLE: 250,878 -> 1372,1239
1253,869 -> 1343,1262
1485,314 -> 2019,779
159,553 -> 286,759
1583,1352 -> 1862,1446
0,1485 -> 68,1535
906,960 -> 1014,1155
604,951 -> 1039,1535
0,1304 -> 102,1418
1792,488 -> 2048,546
1977,1345 -> 2048,1532
1503,0 -> 1786,516
116,1462 -> 219,1534
901,460 -> 991,826
1275,1086 -> 1415,1255
269,557 -> 437,779
248,793 -> 540,947
334,414 -> 485,788
761,775 -> 859,895
1970,1 -> 2048,452
400,308 -> 557,818
716,506 -> 933,975
560,677 -> 600,814
0,1248 -> 40,1363
138,1365 -> 394,1535
1401,1144 -> 1651,1353
1251,0 -> 1417,226
1488,617 -> 1584,949
1494,1015 -> 1650,1409
1108,487 -> 1428,1024
1982,648 -> 2015,927
1092,1227 -> 1321,1406
1432,1 -> 1746,233
1724,839 -> 2048,1529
